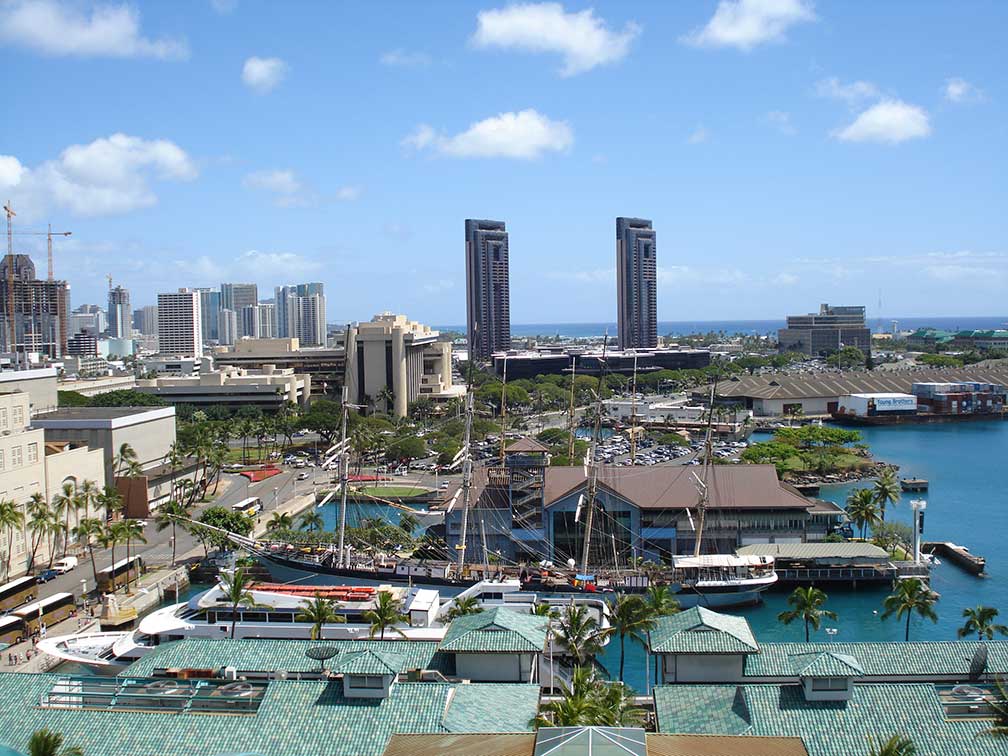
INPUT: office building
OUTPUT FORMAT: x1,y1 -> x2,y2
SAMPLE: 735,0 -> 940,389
293,292 -> 326,346
238,303 -> 276,340
345,313 -> 465,417
107,285 -> 131,338
778,304 -> 871,357
218,338 -> 345,390
492,346 -> 711,380
133,305 -> 159,337
0,254 -> 70,361
136,365 -> 312,410
257,302 -> 275,339
217,308 -> 237,346
66,330 -> 98,356
157,289 -> 203,358
276,284 -> 325,344
70,304 -> 106,336
465,219 -> 511,361
197,288 -> 221,342
220,283 -> 258,337
616,217 -> 658,350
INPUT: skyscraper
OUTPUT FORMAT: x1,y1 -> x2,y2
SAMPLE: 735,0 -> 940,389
294,293 -> 326,346
0,255 -> 70,360
217,308 -> 237,346
157,289 -> 203,357
464,219 -> 511,361
197,288 -> 221,342
778,304 -> 871,357
220,283 -> 258,337
134,305 -> 158,337
257,302 -> 275,339
616,217 -> 658,350
275,283 -> 325,339
107,285 -> 131,338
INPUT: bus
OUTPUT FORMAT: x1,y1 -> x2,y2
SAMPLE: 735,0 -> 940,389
0,576 -> 36,612
232,497 -> 263,517
0,615 -> 25,645
14,592 -> 75,634
96,556 -> 145,593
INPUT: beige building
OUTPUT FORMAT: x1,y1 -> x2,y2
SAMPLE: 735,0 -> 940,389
0,368 -> 59,415
136,364 -> 311,409
345,313 -> 464,418
0,391 -> 105,578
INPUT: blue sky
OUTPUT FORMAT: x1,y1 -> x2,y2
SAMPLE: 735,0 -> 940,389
1,1 -> 1005,325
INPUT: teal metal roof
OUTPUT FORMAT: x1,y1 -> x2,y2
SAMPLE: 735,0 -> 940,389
788,651 -> 864,678
745,640 -> 1008,679
332,649 -> 404,676
654,683 -> 1006,756
123,637 -> 447,677
439,607 -> 548,653
648,607 -> 759,655
0,674 -> 540,756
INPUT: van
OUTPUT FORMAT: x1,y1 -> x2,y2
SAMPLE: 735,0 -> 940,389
52,557 -> 78,574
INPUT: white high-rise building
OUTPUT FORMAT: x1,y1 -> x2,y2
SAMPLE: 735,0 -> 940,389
218,308 -> 237,346
294,292 -> 326,346
157,289 -> 203,357
107,286 -> 131,339
257,303 -> 275,339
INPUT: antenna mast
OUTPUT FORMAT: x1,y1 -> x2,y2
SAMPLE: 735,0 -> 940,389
692,379 -> 718,558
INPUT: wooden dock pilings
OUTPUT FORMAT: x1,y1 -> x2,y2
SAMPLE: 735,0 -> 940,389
922,542 -> 986,575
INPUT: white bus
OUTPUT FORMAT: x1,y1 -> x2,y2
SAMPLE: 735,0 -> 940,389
232,497 -> 263,516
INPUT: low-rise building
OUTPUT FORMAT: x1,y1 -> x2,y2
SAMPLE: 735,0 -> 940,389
437,607 -> 548,683
0,368 -> 58,415
218,337 -> 345,392
493,347 -> 712,380
136,365 -> 312,409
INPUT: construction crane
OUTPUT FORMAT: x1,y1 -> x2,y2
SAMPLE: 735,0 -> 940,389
107,274 -> 113,291
10,225 -> 72,280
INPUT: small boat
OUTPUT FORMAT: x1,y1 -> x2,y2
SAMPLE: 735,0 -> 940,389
900,478 -> 929,492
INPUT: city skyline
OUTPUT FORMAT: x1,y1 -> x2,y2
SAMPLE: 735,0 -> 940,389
1,2 -> 1005,323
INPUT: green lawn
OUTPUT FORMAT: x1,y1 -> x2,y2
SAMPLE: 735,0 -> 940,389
353,485 -> 429,498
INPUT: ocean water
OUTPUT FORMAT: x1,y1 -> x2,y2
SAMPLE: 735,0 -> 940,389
436,316 -> 1008,340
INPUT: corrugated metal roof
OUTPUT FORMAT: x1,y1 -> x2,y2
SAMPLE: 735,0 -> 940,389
647,734 -> 809,756
648,607 -> 759,654
439,607 -> 548,653
736,543 -> 889,560
788,651 -> 865,678
382,734 -> 535,756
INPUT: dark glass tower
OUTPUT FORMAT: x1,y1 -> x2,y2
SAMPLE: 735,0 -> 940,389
465,219 -> 511,361
616,217 -> 658,350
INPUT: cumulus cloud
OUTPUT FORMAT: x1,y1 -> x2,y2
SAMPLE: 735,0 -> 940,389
684,0 -> 815,51
402,109 -> 573,159
944,77 -> 983,104
471,2 -> 640,76
1,133 -> 197,219
333,186 -> 361,201
815,77 -> 879,103
763,110 -> 796,135
243,170 -> 358,207
380,49 -> 432,67
242,56 -> 288,93
0,0 -> 188,59
832,99 -> 931,144
243,169 -> 301,196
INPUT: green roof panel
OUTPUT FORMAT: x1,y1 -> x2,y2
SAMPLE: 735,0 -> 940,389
439,607 -> 548,653
648,607 -> 759,655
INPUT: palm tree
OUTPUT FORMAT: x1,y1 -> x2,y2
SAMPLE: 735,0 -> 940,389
101,522 -> 127,592
592,679 -> 646,727
27,729 -> 84,756
298,510 -> 324,532
532,602 -> 559,618
873,468 -> 901,522
114,442 -> 139,477
609,594 -> 653,682
778,586 -> 838,642
957,605 -> 1008,641
73,518 -> 105,594
397,512 -> 419,536
219,566 -> 258,639
363,591 -> 407,639
120,519 -> 147,593
846,487 -> 881,540
155,501 -> 191,566
532,666 -> 644,728
443,595 -> 483,622
0,498 -> 24,579
267,511 -> 293,532
98,485 -> 124,522
555,602 -> 610,667
25,492 -> 50,571
643,585 -> 680,684
881,578 -> 938,641
867,734 -> 917,756
296,594 -> 345,640
51,481 -> 77,558
377,385 -> 395,414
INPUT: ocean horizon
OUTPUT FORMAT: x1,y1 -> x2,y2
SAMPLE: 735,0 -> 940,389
433,316 -> 1008,340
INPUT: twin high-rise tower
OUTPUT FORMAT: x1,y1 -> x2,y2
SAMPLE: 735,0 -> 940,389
465,216 -> 658,361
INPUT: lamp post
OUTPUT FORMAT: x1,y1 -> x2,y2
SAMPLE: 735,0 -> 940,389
80,579 -> 88,616
910,499 -> 927,564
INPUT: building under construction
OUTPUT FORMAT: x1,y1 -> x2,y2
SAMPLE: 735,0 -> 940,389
0,255 -> 70,360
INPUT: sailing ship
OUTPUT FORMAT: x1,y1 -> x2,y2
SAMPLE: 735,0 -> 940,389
237,345 -> 777,608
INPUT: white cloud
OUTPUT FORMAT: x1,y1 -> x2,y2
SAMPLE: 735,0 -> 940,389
944,77 -> 983,104
210,0 -> 238,13
0,0 -> 188,59
233,250 -> 321,276
3,133 -> 196,219
771,272 -> 799,286
471,2 -> 640,76
815,77 -> 879,103
380,49 -> 432,67
833,99 -> 931,144
684,0 -> 814,51
242,56 -> 288,93
763,110 -> 796,135
403,109 -> 573,159
0,155 -> 25,188
333,186 -> 361,201
687,125 -> 709,144
243,170 -> 358,207
243,169 -> 301,195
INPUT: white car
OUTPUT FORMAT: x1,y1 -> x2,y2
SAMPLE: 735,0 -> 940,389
52,556 -> 78,574
296,472 -> 310,481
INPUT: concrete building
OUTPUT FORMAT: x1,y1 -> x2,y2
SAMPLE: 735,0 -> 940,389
197,288 -> 221,343
217,308 -> 237,346
257,302 -> 275,339
0,255 -> 70,361
778,304 -> 871,358
275,283 -> 325,340
0,389 -> 105,577
66,331 -> 98,357
292,292 -> 326,346
59,374 -> 136,398
220,283 -> 258,337
492,347 -> 711,380
616,217 -> 658,350
240,304 -> 276,340
465,219 -> 511,361
345,313 -> 465,417
137,365 -> 311,410
133,305 -> 159,337
98,337 -> 134,359
107,285 -> 131,338
69,304 -> 106,336
137,355 -> 206,376
0,368 -> 58,415
218,338 -> 344,392
157,289 -> 203,358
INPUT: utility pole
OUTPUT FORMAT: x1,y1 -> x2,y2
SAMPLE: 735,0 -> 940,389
567,356 -> 577,461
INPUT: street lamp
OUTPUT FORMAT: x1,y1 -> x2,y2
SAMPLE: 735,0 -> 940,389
273,487 -> 279,511
80,579 -> 88,616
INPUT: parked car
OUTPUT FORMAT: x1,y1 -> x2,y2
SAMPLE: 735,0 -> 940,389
36,569 -> 58,584
296,472 -> 310,481
52,556 -> 78,574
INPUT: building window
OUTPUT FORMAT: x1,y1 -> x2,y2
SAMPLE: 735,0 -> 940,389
12,406 -> 23,426
0,408 -> 6,430
27,443 -> 38,464
0,450 -> 4,470
811,677 -> 848,691
11,446 -> 22,467
352,675 -> 386,689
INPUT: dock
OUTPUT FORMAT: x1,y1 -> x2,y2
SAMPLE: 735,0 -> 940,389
900,478 -> 929,492
922,542 -> 986,575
